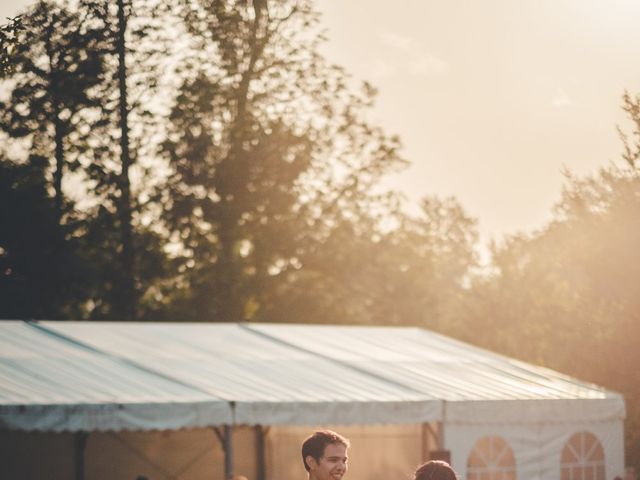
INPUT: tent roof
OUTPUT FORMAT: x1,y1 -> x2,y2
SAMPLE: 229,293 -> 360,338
40,321 -> 439,426
0,321 -> 232,432
0,321 -> 624,432
249,324 -> 625,424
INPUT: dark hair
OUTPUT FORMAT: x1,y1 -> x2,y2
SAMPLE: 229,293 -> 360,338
414,460 -> 457,480
301,430 -> 350,472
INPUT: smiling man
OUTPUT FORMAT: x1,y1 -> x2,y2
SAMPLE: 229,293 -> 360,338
301,430 -> 350,480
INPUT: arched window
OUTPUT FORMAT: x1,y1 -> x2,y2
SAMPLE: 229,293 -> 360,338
467,435 -> 516,480
560,431 -> 605,480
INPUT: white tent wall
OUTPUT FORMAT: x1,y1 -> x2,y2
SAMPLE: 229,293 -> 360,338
445,420 -> 624,480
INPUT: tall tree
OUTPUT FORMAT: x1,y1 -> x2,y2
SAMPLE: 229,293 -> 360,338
112,0 -> 136,318
0,1 -> 113,319
0,0 -> 107,219
0,153 -> 90,319
160,0 -> 408,321
100,0 -> 178,319
0,0 -> 171,320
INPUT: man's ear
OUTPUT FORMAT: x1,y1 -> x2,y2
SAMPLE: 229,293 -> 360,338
306,455 -> 318,471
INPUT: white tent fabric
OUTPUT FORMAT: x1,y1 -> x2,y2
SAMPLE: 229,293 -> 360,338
0,321 -> 232,431
40,321 -> 440,426
1,321 -> 624,430
248,323 -> 625,424
446,421 -> 625,480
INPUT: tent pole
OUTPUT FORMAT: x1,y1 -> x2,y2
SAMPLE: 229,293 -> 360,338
224,425 -> 234,480
436,421 -> 444,450
421,423 -> 431,461
255,425 -> 268,480
212,425 -> 233,480
213,426 -> 234,480
440,401 -> 447,451
74,431 -> 88,480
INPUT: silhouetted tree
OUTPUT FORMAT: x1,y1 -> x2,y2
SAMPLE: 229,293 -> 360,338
0,154 -> 92,318
0,0 -> 171,319
0,1 -> 107,218
0,15 -> 23,79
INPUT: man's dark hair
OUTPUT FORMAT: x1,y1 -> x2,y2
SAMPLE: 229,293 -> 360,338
414,460 -> 457,480
301,430 -> 350,472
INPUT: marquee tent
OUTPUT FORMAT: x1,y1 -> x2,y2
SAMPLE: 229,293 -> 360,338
0,320 -> 625,480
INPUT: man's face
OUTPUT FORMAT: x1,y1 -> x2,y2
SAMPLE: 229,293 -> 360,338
307,443 -> 348,480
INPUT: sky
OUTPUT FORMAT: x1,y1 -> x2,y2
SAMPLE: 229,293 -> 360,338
316,0 -> 640,242
3,0 -> 640,242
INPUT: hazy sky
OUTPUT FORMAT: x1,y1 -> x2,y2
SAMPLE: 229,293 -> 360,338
316,0 -> 640,242
4,0 -> 640,242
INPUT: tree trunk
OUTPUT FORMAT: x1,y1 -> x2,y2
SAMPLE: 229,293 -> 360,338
53,110 -> 64,217
45,16 -> 64,220
116,0 -> 136,319
216,2 -> 268,323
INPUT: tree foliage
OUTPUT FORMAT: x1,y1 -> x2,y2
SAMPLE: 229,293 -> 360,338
0,0 -> 477,327
456,93 -> 640,468
0,15 -> 23,79
159,0 -> 418,322
0,0 -> 170,319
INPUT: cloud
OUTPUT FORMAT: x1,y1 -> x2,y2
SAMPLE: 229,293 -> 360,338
409,54 -> 447,76
370,58 -> 398,80
376,31 -> 447,78
378,32 -> 422,52
552,88 -> 571,107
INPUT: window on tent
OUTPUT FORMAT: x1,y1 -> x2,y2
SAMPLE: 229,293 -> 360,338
560,431 -> 605,480
467,435 -> 517,480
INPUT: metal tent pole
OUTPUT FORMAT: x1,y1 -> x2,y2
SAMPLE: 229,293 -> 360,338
224,425 -> 233,480
214,425 -> 234,480
74,432 -> 88,480
255,425 -> 268,480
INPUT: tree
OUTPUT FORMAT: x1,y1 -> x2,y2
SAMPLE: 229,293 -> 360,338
459,91 -> 640,468
0,0 -> 171,319
271,195 -> 478,327
0,1 -> 108,218
0,153 -> 93,319
0,16 -> 23,79
159,0 -> 408,322
0,1 -> 112,319
1,0 -> 481,327
98,0 -> 182,319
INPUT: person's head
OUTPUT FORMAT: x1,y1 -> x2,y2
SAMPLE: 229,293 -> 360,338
414,460 -> 458,480
301,430 -> 350,480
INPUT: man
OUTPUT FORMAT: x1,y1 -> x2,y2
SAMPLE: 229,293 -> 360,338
301,430 -> 350,480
